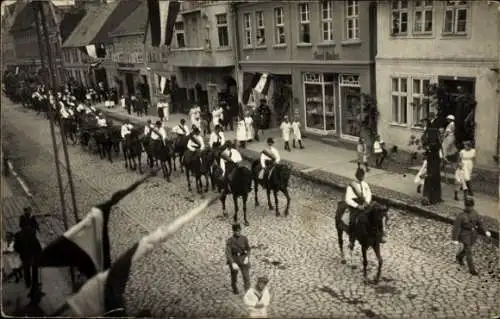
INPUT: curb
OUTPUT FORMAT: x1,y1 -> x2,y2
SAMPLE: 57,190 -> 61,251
99,109 -> 499,241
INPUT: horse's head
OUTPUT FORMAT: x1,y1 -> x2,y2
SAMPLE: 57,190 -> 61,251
368,202 -> 389,229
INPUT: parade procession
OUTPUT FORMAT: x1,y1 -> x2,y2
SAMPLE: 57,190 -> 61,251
1,0 -> 499,318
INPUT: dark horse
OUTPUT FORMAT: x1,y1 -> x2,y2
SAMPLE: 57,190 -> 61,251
218,162 -> 253,226
93,125 -> 121,162
172,135 -> 189,172
59,117 -> 78,145
150,138 -> 174,181
335,201 -> 389,284
251,161 -> 291,216
182,149 -> 211,193
122,129 -> 144,173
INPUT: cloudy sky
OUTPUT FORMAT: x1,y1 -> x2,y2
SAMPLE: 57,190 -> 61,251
1,0 -> 75,15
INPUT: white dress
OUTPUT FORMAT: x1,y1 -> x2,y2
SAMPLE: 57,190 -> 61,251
236,120 -> 247,142
291,121 -> 302,140
459,148 -> 476,181
442,121 -> 457,158
244,116 -> 254,141
280,122 -> 291,142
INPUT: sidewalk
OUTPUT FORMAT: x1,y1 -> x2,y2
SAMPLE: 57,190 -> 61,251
96,105 -> 499,231
1,174 -> 72,316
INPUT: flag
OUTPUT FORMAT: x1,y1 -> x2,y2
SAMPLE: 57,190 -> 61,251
85,45 -> 97,59
254,73 -> 270,95
160,76 -> 167,94
65,195 -> 220,317
147,0 -> 181,47
39,173 -> 156,279
242,73 -> 261,105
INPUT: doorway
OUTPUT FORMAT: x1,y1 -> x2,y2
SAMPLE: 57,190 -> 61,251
125,73 -> 135,96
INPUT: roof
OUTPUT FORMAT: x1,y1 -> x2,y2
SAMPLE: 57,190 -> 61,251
9,2 -> 57,33
62,2 -> 119,48
59,7 -> 87,42
108,1 -> 146,38
93,0 -> 142,44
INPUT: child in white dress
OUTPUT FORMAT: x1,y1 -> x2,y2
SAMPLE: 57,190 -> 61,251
291,117 -> 304,149
280,116 -> 292,151
414,159 -> 427,194
244,112 -> 254,142
454,161 -> 468,201
236,115 -> 247,148
459,140 -> 476,196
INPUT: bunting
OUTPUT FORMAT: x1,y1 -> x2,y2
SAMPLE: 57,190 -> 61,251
147,0 -> 181,47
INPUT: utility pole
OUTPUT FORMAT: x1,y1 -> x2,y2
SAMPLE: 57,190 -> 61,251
35,0 -> 80,291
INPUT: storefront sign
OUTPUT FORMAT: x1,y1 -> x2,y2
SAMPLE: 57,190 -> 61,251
117,63 -> 135,69
313,51 -> 339,61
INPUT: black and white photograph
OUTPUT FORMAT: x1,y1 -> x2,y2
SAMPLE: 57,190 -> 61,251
1,0 -> 499,317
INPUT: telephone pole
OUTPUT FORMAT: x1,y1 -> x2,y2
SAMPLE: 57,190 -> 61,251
34,0 -> 80,290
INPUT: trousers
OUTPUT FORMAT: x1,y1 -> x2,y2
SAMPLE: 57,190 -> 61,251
229,263 -> 250,292
457,242 -> 476,272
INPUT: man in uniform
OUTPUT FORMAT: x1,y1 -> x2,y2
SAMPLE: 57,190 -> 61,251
225,223 -> 251,294
344,167 -> 385,249
144,119 -> 154,136
452,198 -> 491,275
121,119 -> 134,139
209,125 -> 225,148
259,138 -> 281,180
220,140 -> 243,192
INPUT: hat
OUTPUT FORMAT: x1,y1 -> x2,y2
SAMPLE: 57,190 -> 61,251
355,167 -> 365,180
266,137 -> 274,145
232,223 -> 241,232
257,276 -> 269,285
225,140 -> 233,149
23,206 -> 32,214
155,120 -> 162,126
446,114 -> 455,121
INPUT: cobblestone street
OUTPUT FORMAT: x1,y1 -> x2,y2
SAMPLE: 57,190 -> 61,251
2,99 -> 499,318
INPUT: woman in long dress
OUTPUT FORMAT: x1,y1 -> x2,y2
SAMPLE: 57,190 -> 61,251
236,115 -> 247,148
459,140 -> 476,196
244,111 -> 254,142
442,114 -> 458,164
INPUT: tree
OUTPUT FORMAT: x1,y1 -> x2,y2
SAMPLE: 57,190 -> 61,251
361,93 -> 379,142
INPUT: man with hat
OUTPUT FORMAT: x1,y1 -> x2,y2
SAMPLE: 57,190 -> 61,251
209,125 -> 226,148
225,223 -> 251,294
212,102 -> 224,130
259,138 -> 281,180
344,166 -> 382,249
452,198 -> 491,275
220,140 -> 243,192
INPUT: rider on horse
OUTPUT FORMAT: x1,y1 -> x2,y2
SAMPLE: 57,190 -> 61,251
150,121 -> 167,145
345,167 -> 386,249
121,120 -> 134,139
187,127 -> 205,153
209,125 -> 226,148
96,113 -> 107,128
172,118 -> 190,137
220,140 -> 243,192
259,138 -> 281,181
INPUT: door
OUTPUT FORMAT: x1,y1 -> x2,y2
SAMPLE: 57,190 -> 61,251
125,73 -> 135,96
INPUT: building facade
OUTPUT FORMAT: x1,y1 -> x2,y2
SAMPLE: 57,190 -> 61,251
376,0 -> 499,169
146,1 -> 237,113
107,1 -> 149,99
235,0 -> 377,136
1,2 -> 18,73
62,47 -> 92,87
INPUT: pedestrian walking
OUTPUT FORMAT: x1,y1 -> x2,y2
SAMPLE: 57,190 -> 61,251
373,135 -> 387,168
459,140 -> 476,196
14,224 -> 43,299
454,162 -> 468,201
357,137 -> 369,172
225,223 -> 251,294
291,117 -> 304,149
243,276 -> 271,318
280,116 -> 291,151
452,198 -> 491,276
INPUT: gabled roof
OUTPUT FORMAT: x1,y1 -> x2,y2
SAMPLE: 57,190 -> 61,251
62,2 -> 119,48
9,1 -> 57,33
93,0 -> 142,44
108,1 -> 146,38
59,7 -> 87,42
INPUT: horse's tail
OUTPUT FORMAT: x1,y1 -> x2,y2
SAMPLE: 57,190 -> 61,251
280,164 -> 292,186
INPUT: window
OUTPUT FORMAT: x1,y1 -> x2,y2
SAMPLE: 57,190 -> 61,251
274,7 -> 286,44
243,13 -> 252,48
303,73 -> 336,131
344,0 -> 359,40
392,77 -> 408,124
443,1 -> 468,34
321,0 -> 334,42
298,3 -> 311,43
216,14 -> 229,47
391,0 -> 408,35
256,11 -> 265,46
411,78 -> 431,127
413,0 -> 433,33
175,22 -> 185,48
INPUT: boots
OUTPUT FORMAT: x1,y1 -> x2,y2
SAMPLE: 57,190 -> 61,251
298,140 -> 304,149
466,182 -> 473,196
284,141 -> 290,151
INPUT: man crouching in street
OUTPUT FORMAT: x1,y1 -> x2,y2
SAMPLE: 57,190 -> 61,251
226,223 -> 251,294
452,198 -> 491,276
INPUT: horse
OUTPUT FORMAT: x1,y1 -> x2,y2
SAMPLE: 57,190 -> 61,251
251,161 -> 291,216
172,135 -> 189,172
335,201 -> 389,284
122,129 -> 144,174
59,117 -> 78,145
218,161 -> 253,226
93,125 -> 121,162
150,138 -> 174,181
140,135 -> 156,168
182,149 -> 210,193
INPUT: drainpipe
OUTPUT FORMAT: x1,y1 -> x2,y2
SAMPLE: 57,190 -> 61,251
231,2 -> 242,105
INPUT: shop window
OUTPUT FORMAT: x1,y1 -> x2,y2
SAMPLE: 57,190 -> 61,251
339,74 -> 361,137
391,77 -> 408,124
303,73 -> 336,132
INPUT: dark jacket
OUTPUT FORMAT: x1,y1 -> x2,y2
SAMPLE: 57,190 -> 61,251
19,213 -> 39,232
225,235 -> 250,266
452,209 -> 486,245
14,227 -> 42,261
